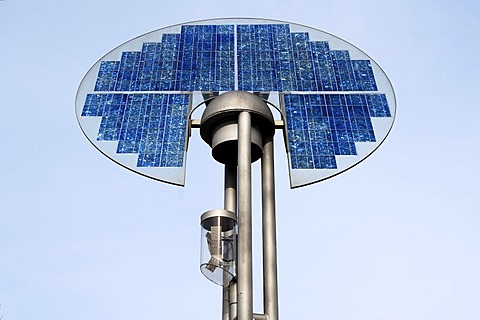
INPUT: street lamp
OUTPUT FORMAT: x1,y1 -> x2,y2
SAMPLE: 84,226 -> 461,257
200,209 -> 237,286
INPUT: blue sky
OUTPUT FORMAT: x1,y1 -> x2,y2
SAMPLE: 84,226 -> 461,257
1,1 -> 479,319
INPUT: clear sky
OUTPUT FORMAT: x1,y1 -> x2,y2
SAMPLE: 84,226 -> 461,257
1,1 -> 479,319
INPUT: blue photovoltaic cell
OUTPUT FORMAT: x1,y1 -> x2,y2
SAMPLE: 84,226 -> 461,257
237,24 -> 378,92
284,93 -> 391,169
237,24 -> 294,91
177,25 -> 235,91
94,25 -> 235,92
82,93 -> 189,167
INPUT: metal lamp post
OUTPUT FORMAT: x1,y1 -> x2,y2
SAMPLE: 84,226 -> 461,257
76,17 -> 396,320
199,91 -> 277,320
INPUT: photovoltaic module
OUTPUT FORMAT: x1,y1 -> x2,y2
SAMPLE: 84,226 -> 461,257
76,18 -> 396,187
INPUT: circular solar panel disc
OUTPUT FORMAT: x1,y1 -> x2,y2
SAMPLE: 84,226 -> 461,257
75,18 -> 395,187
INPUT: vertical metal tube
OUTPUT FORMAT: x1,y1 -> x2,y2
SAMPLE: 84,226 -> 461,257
262,136 -> 279,320
237,111 -> 253,320
223,165 -> 237,320
223,278 -> 230,320
229,281 -> 238,320
224,165 -> 237,213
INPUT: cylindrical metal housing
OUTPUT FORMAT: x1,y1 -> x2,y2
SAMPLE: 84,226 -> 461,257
211,121 -> 264,165
200,209 -> 237,287
200,91 -> 275,165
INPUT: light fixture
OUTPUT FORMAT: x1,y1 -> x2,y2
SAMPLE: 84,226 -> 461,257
200,209 -> 237,286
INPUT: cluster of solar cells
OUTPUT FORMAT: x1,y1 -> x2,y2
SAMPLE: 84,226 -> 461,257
94,25 -> 235,92
284,93 -> 391,169
237,24 -> 377,92
85,22 -> 390,172
82,93 -> 189,167
93,23 -> 376,94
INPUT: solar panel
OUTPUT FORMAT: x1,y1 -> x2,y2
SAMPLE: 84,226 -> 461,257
82,93 -> 189,167
284,93 -> 390,170
94,25 -> 235,92
75,18 -> 395,187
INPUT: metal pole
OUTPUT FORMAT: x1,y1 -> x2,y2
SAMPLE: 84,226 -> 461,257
224,164 -> 237,213
223,165 -> 237,320
222,285 -> 230,320
237,111 -> 253,320
262,136 -> 279,320
229,281 -> 238,320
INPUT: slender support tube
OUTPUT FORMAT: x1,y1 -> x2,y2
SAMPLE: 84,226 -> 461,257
237,111 -> 253,320
224,165 -> 237,213
223,271 -> 231,320
229,281 -> 238,320
223,165 -> 237,320
261,136 -> 279,320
